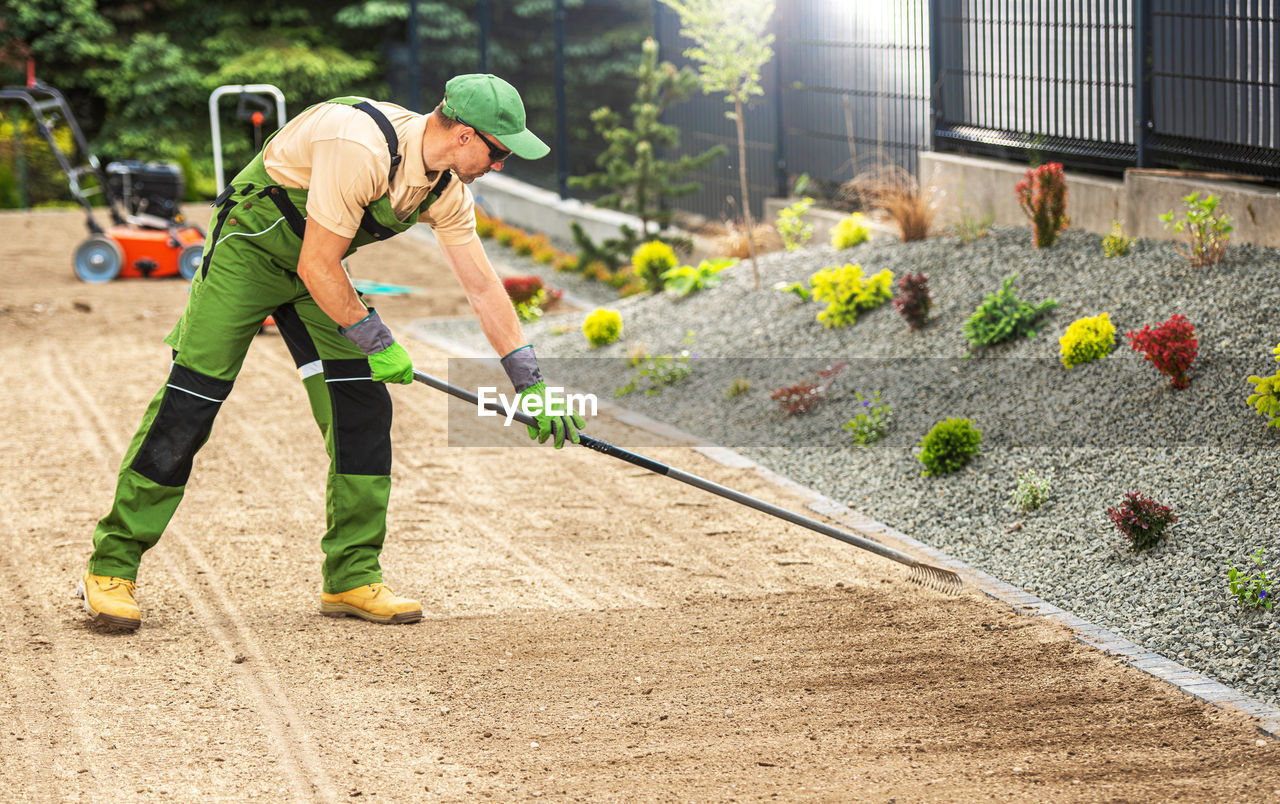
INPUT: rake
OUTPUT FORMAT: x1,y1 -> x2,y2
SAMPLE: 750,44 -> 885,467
412,369 -> 963,595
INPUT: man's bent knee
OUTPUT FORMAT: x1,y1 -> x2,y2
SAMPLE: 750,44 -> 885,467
131,364 -> 234,486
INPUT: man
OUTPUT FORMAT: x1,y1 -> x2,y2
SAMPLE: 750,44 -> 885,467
78,74 -> 584,630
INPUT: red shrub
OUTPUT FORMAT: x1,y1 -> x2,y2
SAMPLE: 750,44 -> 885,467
892,272 -> 932,329
1125,313 -> 1198,389
1106,491 -> 1177,552
770,362 -> 847,416
1015,163 -> 1069,248
502,275 -> 543,305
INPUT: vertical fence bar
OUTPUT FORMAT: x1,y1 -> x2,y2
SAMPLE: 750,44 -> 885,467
1134,0 -> 1151,166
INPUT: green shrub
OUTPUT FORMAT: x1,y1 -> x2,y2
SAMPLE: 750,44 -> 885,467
775,197 -> 815,251
582,308 -> 623,348
661,258 -> 736,296
1246,342 -> 1280,429
1227,549 -> 1274,611
842,391 -> 893,446
918,417 -> 982,476
725,377 -> 751,398
809,263 -> 894,328
631,240 -> 679,293
953,206 -> 994,245
830,213 -> 871,249
1160,192 -> 1233,267
771,280 -> 811,301
1059,313 -> 1116,369
1101,220 -> 1134,258
963,274 -> 1058,349
1008,470 -> 1051,512
616,332 -> 695,397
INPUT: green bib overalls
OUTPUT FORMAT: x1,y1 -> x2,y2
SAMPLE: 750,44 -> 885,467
88,98 -> 451,594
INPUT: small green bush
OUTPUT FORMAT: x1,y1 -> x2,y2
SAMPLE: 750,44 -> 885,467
1009,469 -> 1051,512
1101,220 -> 1134,258
775,197 -> 815,251
918,417 -> 982,476
582,308 -> 623,348
1059,312 -> 1116,369
772,280 -> 811,301
1227,549 -> 1274,611
963,274 -> 1058,349
1160,192 -> 1233,267
1246,342 -> 1280,429
661,258 -> 736,296
953,206 -> 994,245
725,377 -> 751,398
809,263 -> 894,328
842,391 -> 893,446
831,213 -> 871,249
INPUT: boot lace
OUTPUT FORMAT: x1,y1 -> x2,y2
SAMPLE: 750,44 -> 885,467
102,577 -> 136,593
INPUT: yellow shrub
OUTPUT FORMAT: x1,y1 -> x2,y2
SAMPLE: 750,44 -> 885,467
583,308 -> 623,348
831,214 -> 871,249
1059,313 -> 1116,369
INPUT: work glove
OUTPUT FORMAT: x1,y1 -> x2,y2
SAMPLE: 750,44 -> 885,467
517,380 -> 585,449
339,308 -> 414,385
501,344 -> 587,449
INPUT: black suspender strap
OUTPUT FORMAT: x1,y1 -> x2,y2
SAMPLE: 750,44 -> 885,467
352,101 -> 402,184
258,186 -> 307,239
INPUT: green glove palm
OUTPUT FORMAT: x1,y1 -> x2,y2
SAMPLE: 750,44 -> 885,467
368,342 -> 414,384
517,381 -> 585,449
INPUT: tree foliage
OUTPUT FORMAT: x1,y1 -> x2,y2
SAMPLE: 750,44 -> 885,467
657,0 -> 776,288
0,0 -> 653,202
569,37 -> 725,234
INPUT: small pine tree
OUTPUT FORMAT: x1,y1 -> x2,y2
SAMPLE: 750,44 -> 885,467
570,38 -> 725,235
569,37 -> 725,271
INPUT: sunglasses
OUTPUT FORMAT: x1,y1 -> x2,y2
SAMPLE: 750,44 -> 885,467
454,115 -> 512,164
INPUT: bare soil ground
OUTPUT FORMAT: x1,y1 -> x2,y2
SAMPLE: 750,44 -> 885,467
1,207 -> 1277,802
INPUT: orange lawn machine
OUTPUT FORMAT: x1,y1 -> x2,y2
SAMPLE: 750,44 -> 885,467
0,79 -> 205,283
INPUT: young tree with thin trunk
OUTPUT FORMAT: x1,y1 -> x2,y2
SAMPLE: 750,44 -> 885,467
658,0 -> 776,290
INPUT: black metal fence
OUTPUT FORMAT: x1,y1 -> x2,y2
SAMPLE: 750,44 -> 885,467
654,0 -> 1280,221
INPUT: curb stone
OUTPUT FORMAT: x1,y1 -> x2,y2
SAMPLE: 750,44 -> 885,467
408,325 -> 1280,742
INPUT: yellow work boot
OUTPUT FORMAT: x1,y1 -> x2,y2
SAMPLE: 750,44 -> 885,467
320,583 -> 422,624
77,573 -> 141,630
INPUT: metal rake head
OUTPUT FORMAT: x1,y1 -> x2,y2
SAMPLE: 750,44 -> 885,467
908,562 -> 963,595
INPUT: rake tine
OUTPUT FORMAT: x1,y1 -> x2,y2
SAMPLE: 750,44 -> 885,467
908,563 -> 964,596
413,369 -> 964,596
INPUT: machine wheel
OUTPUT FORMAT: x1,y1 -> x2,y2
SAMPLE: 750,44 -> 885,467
73,235 -> 124,283
177,242 -> 205,281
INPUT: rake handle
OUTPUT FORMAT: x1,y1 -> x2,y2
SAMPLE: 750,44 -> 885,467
411,369 -> 954,585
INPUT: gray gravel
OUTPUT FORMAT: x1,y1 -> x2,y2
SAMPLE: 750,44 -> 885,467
419,225 -> 1280,706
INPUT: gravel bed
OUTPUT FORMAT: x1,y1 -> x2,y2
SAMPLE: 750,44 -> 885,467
419,225 -> 1280,706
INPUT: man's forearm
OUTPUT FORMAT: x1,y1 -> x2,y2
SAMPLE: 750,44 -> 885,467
297,258 -> 368,328
441,238 -> 527,357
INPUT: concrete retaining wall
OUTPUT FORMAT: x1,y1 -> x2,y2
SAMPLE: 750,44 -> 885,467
919,151 -> 1280,248
468,172 -> 645,247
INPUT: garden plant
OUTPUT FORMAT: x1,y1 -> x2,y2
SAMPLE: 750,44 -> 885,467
1245,342 -> 1280,428
918,418 -> 982,476
1106,492 -> 1177,552
1059,313 -> 1116,369
809,263 -> 894,328
963,274 -> 1058,349
1160,192 -> 1233,267
1126,313 -> 1198,389
1015,162 -> 1069,248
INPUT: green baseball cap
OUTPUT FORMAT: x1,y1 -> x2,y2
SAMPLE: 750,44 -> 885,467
441,74 -> 549,160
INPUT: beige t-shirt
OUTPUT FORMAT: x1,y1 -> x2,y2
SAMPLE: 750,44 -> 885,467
262,99 -> 476,246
